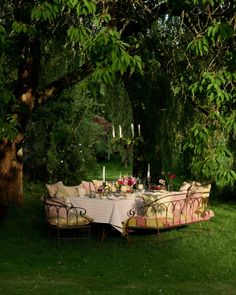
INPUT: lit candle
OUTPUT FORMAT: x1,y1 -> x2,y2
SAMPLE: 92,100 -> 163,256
103,166 -> 105,182
147,163 -> 150,178
119,125 -> 122,137
138,124 -> 141,137
112,125 -> 115,138
131,123 -> 134,138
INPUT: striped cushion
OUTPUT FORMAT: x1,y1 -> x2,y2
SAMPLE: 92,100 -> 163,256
126,216 -> 168,229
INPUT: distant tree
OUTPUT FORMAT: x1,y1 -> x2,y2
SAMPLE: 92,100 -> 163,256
120,0 -> 236,186
24,91 -> 106,184
165,0 -> 236,187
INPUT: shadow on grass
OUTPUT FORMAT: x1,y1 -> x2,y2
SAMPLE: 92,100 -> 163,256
0,182 -> 236,295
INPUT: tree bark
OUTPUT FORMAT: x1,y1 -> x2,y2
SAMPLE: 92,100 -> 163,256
0,138 -> 23,205
0,36 -> 40,206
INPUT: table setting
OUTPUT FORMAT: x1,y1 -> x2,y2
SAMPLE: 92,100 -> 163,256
46,163 -> 173,234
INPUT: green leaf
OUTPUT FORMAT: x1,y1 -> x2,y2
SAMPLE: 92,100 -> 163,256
83,0 -> 96,14
31,2 -> 60,22
76,3 -> 81,16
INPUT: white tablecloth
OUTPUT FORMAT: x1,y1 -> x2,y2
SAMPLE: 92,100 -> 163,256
69,196 -> 142,233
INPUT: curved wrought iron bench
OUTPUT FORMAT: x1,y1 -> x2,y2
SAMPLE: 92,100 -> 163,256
123,190 -> 215,241
43,197 -> 93,240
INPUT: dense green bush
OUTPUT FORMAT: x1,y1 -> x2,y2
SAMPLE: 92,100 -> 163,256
24,91 -> 108,184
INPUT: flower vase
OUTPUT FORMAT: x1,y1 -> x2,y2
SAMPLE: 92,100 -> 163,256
167,183 -> 173,191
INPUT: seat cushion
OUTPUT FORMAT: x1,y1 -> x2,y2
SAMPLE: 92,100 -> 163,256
125,216 -> 168,229
48,215 -> 93,227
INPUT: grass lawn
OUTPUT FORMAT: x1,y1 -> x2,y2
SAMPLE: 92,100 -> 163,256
86,157 -> 132,181
0,181 -> 236,295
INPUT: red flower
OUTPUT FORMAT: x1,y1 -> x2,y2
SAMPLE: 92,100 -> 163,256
168,173 -> 176,180
118,179 -> 124,185
127,178 -> 133,186
117,176 -> 137,187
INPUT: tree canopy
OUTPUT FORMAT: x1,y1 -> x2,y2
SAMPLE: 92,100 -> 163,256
0,0 -> 143,204
0,0 -> 235,205
119,0 -> 236,186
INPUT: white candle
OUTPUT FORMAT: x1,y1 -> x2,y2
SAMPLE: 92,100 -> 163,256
103,166 -> 105,182
138,124 -> 141,137
138,183 -> 144,190
119,125 -> 122,137
112,125 -> 115,138
147,163 -> 150,178
131,123 -> 134,138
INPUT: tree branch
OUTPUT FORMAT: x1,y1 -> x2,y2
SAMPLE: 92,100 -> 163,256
188,96 -> 209,116
36,62 -> 93,106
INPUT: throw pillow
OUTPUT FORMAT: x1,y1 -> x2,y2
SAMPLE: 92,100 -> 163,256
179,181 -> 193,192
56,183 -> 71,198
58,184 -> 86,197
82,181 -> 96,194
190,183 -> 211,198
92,180 -> 104,191
46,181 -> 63,198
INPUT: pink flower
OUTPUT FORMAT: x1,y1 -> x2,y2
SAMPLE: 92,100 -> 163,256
128,177 -> 136,186
117,176 -> 137,187
159,179 -> 165,185
117,179 -> 124,185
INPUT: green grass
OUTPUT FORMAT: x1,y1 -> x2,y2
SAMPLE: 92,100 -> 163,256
86,157 -> 182,191
0,182 -> 236,295
87,157 -> 132,181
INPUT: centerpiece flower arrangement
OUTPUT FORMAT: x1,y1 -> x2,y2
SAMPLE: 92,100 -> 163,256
151,178 -> 167,190
116,176 -> 137,193
96,181 -> 118,194
151,172 -> 176,191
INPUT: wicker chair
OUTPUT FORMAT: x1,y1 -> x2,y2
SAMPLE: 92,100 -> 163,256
43,197 -> 93,240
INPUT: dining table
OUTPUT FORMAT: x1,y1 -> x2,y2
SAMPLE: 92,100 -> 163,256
69,194 -> 143,233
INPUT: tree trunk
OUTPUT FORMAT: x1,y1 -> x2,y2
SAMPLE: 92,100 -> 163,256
131,101 -> 163,182
0,24 -> 92,207
0,138 -> 23,206
0,37 -> 41,207
124,72 -> 171,182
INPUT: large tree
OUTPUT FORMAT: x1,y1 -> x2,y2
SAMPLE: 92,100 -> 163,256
0,0 -> 143,206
